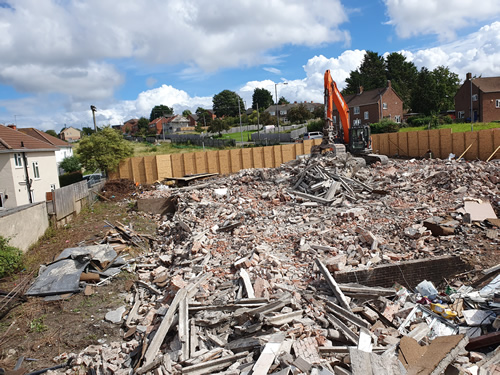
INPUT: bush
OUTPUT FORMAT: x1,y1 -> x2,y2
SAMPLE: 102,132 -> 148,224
0,236 -> 24,278
307,120 -> 324,132
441,115 -> 453,124
370,119 -> 400,134
59,171 -> 83,187
406,116 -> 432,127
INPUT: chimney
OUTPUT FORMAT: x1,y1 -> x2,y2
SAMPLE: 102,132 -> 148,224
466,72 -> 472,80
7,124 -> 17,130
294,101 -> 297,104
387,80 -> 391,88
357,86 -> 363,95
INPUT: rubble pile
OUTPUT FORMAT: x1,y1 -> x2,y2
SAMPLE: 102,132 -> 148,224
18,156 -> 500,374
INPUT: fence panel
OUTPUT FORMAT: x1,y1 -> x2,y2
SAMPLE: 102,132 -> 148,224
439,129 -> 453,159
53,180 -> 88,220
452,132 -> 466,157
397,132 -> 409,157
478,129 -> 494,161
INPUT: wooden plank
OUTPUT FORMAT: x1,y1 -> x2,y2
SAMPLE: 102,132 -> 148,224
407,131 -> 419,157
326,313 -> 358,344
251,333 -> 285,375
241,148 -> 253,169
229,149 -> 242,173
252,147 -> 264,168
325,301 -> 370,329
479,129 -> 494,161
205,151 -> 219,174
156,154 -> 173,180
315,259 -> 351,312
239,269 -> 255,298
143,288 -> 188,365
170,154 -> 184,178
218,150 -> 230,175
417,130 -> 429,157
183,152 -> 196,176
182,351 -> 248,374
179,296 -> 189,360
379,134 -> 389,156
388,133 -> 398,156
281,144 -> 294,164
143,155 -> 157,184
194,151 -> 208,174
397,132 -> 409,157
464,131 -> 479,160
452,132 -> 465,158
263,146 -> 274,168
439,128 -> 453,159
428,129 -> 440,159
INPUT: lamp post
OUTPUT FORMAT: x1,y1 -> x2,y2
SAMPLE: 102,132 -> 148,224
90,105 -> 97,132
470,76 -> 474,132
275,82 -> 288,143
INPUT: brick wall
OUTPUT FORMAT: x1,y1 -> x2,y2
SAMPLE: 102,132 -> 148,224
481,92 -> 500,122
334,256 -> 471,289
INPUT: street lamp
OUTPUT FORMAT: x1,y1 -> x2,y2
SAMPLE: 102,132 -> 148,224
90,105 -> 97,132
275,82 -> 288,143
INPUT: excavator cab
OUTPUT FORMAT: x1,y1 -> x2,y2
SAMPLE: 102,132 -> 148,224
348,123 -> 371,153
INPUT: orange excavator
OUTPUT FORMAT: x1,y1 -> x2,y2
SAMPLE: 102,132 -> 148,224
313,70 -> 388,164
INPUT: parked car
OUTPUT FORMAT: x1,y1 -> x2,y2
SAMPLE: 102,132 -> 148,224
303,131 -> 323,140
83,173 -> 103,188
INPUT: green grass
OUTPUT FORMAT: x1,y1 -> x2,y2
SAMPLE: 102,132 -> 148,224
218,130 -> 257,142
130,141 -> 220,156
399,122 -> 499,133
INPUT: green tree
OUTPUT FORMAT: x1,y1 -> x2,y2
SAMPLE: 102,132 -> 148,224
182,109 -> 192,116
212,90 -> 244,117
277,96 -> 289,105
432,66 -> 460,112
150,105 -> 173,121
386,52 -> 418,110
208,118 -> 231,137
81,127 -> 95,136
59,155 -> 81,173
312,105 -> 324,119
287,104 -> 312,124
195,108 -> 213,127
45,129 -> 58,137
137,117 -> 150,133
76,126 -> 133,173
259,111 -> 276,125
410,67 -> 439,115
344,51 -> 387,94
252,88 -> 274,111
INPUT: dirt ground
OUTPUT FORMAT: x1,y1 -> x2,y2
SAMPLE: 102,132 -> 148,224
0,181 -> 156,372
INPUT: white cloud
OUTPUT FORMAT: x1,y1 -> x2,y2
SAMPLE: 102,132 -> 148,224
146,77 -> 157,88
263,67 -> 281,75
383,0 -> 500,40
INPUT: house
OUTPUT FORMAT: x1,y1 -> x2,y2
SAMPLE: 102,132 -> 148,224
454,72 -> 500,123
17,128 -> 74,175
333,81 -> 403,128
167,115 -> 190,132
149,115 -> 175,135
265,101 -> 323,122
0,125 -> 60,209
122,119 -> 139,135
187,113 -> 198,127
59,126 -> 81,142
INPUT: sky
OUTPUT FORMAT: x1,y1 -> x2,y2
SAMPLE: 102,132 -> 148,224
0,0 -> 499,132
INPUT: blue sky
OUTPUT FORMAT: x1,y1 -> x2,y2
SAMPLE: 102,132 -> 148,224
0,0 -> 499,131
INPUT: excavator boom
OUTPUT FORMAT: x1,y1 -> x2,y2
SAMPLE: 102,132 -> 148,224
324,70 -> 349,144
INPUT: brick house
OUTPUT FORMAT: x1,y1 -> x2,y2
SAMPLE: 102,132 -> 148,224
59,126 -> 81,142
148,116 -> 176,135
454,72 -> 500,123
122,119 -> 139,134
332,81 -> 403,129
265,102 -> 323,122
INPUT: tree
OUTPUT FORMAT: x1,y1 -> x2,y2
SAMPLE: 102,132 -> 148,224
278,96 -> 289,105
208,118 -> 231,137
195,107 -> 213,127
410,67 -> 439,115
45,129 -> 58,137
312,105 -> 324,119
212,90 -> 244,117
59,155 -> 81,173
150,105 -> 173,121
137,117 -> 150,133
287,104 -> 312,124
344,51 -> 387,94
76,126 -> 134,173
386,52 -> 418,110
252,88 -> 273,111
259,111 -> 276,125
432,66 -> 460,112
182,109 -> 192,116
81,127 -> 95,136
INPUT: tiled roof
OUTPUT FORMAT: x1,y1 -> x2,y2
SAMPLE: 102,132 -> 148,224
17,127 -> 72,147
473,76 -> 500,93
343,87 -> 388,107
0,125 -> 57,152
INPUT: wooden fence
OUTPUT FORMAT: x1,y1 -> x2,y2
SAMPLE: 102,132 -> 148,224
52,180 -> 89,221
109,139 -> 322,184
372,128 -> 500,160
110,128 -> 500,185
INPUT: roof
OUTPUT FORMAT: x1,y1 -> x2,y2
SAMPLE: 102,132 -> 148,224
343,87 -> 388,107
473,76 -> 500,93
265,102 -> 323,112
17,127 -> 72,148
0,125 -> 58,152
60,126 -> 80,132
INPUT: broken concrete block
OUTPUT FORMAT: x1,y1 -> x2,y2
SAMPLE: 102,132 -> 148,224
105,305 -> 127,324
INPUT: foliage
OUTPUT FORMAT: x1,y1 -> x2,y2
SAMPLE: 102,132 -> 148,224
195,108 -> 213,127
258,111 -> 276,125
194,123 -> 204,132
312,105 -> 324,119
59,155 -> 81,173
81,127 -> 95,136
208,118 -> 231,137
278,96 -> 289,105
137,117 -> 150,132
344,51 -> 387,95
307,119 -> 324,132
252,88 -> 274,111
59,171 -> 83,187
386,52 -> 418,110
45,129 -> 58,137
370,118 -> 400,134
0,236 -> 24,278
76,126 -> 134,173
212,90 -> 244,117
30,315 -> 48,333
287,104 -> 313,124
150,105 -> 173,121
182,109 -> 192,116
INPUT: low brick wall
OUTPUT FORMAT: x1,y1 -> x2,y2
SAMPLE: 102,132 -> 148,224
334,256 -> 471,289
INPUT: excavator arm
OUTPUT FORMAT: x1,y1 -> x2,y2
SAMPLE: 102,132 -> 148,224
324,69 -> 350,144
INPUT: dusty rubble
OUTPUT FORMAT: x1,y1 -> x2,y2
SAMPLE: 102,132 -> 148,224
8,155 -> 500,374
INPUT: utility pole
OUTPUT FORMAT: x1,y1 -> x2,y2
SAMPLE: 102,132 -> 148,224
275,82 -> 288,144
238,98 -> 243,144
90,105 -> 97,132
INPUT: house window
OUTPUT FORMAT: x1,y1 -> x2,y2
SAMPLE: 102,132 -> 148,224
32,162 -> 40,179
364,111 -> 369,120
353,106 -> 360,115
14,153 -> 23,167
472,94 -> 478,101
279,110 -> 286,115
395,115 -> 401,123
496,99 -> 500,108
382,103 -> 388,109
0,192 -> 4,209
270,111 -> 276,116
353,119 -> 361,126
458,111 -> 465,119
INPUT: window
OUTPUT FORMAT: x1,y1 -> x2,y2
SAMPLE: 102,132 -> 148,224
0,192 -> 4,209
364,111 -> 369,120
280,110 -> 286,115
496,99 -> 500,108
395,115 -> 401,123
270,111 -> 276,116
458,111 -> 465,119
353,106 -> 360,115
353,119 -> 361,126
14,153 -> 22,167
32,162 -> 40,179
382,102 -> 388,109
332,116 -> 337,123
472,94 -> 478,101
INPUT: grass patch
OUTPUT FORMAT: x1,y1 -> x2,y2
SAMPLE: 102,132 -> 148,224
129,141 -> 219,156
29,315 -> 48,333
0,236 -> 24,278
218,130 -> 257,142
400,122 -> 499,133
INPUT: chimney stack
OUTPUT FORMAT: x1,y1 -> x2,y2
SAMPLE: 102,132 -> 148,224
387,80 -> 392,88
358,86 -> 364,94
7,124 -> 17,131
466,72 -> 472,80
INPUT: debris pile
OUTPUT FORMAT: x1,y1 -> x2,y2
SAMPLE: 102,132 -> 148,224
12,155 -> 500,374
